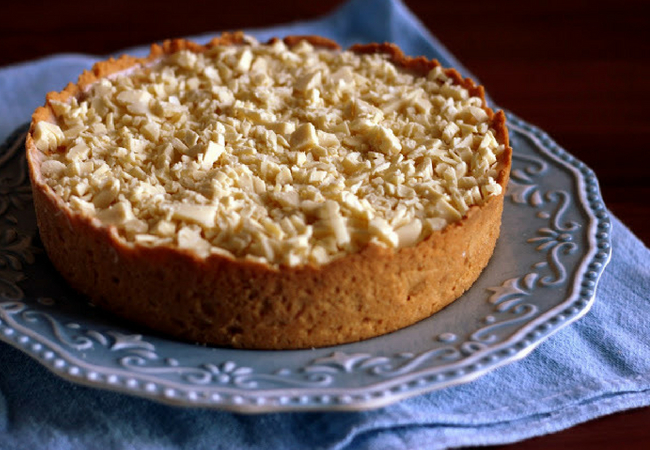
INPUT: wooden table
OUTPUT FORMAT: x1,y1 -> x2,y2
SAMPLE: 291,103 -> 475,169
2,0 -> 648,447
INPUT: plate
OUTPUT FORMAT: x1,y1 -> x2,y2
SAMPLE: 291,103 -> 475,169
0,112 -> 611,412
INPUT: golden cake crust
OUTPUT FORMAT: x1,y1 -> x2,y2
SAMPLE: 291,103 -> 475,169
26,33 -> 512,349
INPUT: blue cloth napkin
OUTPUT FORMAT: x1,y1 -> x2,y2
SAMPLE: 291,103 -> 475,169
1,0 -> 648,448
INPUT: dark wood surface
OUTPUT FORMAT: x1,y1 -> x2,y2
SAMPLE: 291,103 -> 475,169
1,1 -> 648,448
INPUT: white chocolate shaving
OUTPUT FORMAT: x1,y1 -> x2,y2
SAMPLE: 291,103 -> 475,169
37,37 -> 505,266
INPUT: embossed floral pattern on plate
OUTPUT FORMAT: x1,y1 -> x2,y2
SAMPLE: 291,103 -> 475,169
0,112 -> 611,412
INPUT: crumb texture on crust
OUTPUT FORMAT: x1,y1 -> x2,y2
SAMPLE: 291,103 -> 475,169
26,34 -> 512,349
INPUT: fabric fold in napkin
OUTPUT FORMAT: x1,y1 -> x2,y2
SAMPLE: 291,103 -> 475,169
1,0 -> 649,448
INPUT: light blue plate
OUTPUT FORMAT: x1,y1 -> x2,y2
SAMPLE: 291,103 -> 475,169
0,113 -> 611,412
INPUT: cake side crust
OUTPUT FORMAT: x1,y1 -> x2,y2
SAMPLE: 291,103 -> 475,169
26,34 -> 512,349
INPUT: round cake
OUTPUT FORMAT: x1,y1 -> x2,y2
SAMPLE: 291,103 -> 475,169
26,32 -> 511,349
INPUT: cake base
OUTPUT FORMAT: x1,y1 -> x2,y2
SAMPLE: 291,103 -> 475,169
26,34 -> 511,349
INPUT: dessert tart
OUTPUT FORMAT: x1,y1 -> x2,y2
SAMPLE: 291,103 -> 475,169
26,32 -> 511,349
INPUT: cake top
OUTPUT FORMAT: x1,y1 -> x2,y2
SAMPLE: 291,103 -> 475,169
31,35 -> 507,267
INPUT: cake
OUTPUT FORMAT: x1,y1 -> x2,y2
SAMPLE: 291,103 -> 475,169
26,32 -> 511,349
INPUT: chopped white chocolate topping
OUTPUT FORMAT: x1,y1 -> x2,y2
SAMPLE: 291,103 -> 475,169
33,122 -> 65,152
36,38 -> 506,266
